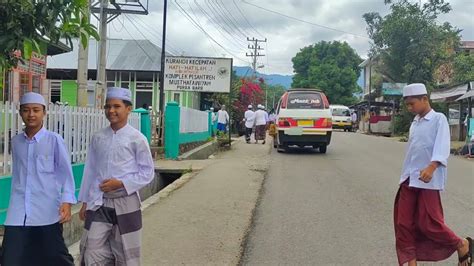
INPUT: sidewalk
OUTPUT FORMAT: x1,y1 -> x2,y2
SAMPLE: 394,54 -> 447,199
141,137 -> 271,265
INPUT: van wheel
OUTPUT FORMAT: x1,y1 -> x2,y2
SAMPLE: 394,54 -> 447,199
319,145 -> 327,154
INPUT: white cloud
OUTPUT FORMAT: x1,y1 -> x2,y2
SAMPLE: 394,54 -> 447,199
106,0 -> 474,75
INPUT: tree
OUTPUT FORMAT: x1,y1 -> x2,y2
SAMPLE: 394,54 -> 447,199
0,0 -> 99,69
363,0 -> 460,87
291,41 -> 362,106
453,53 -> 474,83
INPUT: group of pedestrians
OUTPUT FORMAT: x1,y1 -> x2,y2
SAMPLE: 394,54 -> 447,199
1,88 -> 155,266
243,104 -> 276,144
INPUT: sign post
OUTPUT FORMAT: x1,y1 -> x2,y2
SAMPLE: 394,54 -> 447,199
164,56 -> 233,146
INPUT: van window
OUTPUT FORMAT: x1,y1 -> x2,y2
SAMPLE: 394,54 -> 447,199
287,92 -> 323,109
332,108 -> 351,116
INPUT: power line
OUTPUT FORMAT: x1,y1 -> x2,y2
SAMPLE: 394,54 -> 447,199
119,15 -> 160,64
192,0 -> 248,50
232,0 -> 264,38
214,0 -> 250,38
132,15 -> 182,55
186,0 -> 220,54
205,0 -> 246,40
241,0 -> 370,39
171,0 -> 251,63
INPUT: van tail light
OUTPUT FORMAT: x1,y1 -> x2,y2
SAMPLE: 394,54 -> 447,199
278,118 -> 296,127
314,118 -> 332,128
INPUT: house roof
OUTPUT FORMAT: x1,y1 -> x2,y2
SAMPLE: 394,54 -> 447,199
47,38 -> 170,72
461,41 -> 474,50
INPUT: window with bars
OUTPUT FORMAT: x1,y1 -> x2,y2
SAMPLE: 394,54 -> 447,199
32,75 -> 41,93
50,80 -> 61,103
20,73 -> 29,97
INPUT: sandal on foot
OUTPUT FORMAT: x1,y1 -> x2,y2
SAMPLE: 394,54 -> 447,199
459,237 -> 473,266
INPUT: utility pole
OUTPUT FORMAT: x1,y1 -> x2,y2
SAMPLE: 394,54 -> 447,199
245,37 -> 266,79
96,0 -> 108,108
88,0 -> 148,108
77,0 -> 90,107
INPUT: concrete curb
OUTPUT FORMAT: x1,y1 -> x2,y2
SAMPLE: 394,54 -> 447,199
69,171 -> 198,264
178,140 -> 219,160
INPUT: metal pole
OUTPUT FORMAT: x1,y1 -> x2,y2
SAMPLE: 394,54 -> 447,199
159,0 -> 168,115
228,59 -> 233,147
96,0 -> 108,108
368,58 -> 372,133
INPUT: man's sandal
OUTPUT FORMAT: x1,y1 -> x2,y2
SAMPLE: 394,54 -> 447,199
459,237 -> 473,266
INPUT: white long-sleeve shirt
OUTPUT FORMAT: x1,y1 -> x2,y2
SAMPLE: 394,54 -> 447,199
400,110 -> 450,190
244,110 -> 256,128
217,110 -> 229,124
5,128 -> 76,226
255,110 -> 268,126
78,124 -> 154,210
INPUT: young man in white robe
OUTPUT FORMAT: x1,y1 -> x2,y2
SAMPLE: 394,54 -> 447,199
78,87 -> 155,266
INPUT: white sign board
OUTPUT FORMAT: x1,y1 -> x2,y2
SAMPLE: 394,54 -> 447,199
164,56 -> 232,93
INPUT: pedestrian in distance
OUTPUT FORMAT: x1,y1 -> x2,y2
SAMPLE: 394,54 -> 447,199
393,83 -> 472,266
243,105 -> 256,143
217,105 -> 230,134
1,92 -> 76,266
78,87 -> 155,266
254,104 -> 268,145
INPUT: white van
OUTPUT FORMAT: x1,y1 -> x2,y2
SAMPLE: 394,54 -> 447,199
330,105 -> 352,131
274,89 -> 332,153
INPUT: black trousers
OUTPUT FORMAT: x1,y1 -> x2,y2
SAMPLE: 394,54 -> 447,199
245,127 -> 253,142
1,222 -> 74,266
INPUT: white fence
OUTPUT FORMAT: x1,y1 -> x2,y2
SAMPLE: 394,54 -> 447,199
0,102 -> 141,175
179,107 -> 209,134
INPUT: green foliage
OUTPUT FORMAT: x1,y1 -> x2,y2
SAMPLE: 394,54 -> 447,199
291,41 -> 362,106
453,53 -> 474,83
0,0 -> 99,69
262,83 -> 286,110
363,0 -> 460,86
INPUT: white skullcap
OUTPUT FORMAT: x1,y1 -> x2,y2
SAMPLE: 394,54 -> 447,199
106,87 -> 132,102
257,104 -> 263,109
20,92 -> 46,106
210,107 -> 214,110
248,105 -> 253,109
403,83 -> 427,97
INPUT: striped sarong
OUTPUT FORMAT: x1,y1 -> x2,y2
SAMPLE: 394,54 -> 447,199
80,188 -> 142,266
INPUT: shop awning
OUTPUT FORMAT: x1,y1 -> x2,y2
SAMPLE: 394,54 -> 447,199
431,83 -> 469,103
455,82 -> 474,101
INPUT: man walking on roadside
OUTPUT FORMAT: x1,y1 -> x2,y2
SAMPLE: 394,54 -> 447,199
217,105 -> 230,134
254,104 -> 268,145
393,83 -> 472,266
78,87 -> 155,266
1,92 -> 76,266
243,105 -> 255,143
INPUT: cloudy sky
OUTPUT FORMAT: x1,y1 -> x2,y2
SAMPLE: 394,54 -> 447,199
104,0 -> 474,75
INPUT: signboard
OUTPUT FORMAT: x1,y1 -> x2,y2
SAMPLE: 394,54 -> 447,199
164,56 -> 232,93
382,83 -> 407,96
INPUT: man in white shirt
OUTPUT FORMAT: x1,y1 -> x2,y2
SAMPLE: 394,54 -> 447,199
351,111 -> 358,132
243,105 -> 255,143
217,105 -> 230,134
78,87 -> 155,266
2,92 -> 76,266
254,104 -> 268,144
393,83 -> 471,266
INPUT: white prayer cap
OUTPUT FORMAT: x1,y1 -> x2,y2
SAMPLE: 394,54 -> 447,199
403,83 -> 427,97
257,104 -> 263,109
20,92 -> 46,106
106,87 -> 132,102
210,107 -> 214,110
248,104 -> 253,109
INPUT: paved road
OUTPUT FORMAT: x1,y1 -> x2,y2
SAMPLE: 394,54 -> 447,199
242,132 -> 474,265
